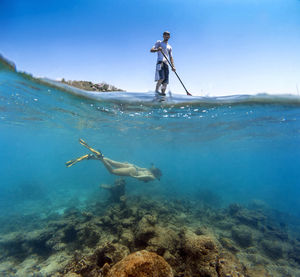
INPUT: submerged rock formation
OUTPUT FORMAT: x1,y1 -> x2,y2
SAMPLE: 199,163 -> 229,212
100,178 -> 126,203
106,250 -> 173,277
1,194 -> 300,276
181,230 -> 219,276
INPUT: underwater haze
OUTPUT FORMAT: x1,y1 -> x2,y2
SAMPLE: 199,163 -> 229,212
1,57 -> 300,276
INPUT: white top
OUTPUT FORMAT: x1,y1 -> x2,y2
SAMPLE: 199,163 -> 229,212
154,40 -> 173,62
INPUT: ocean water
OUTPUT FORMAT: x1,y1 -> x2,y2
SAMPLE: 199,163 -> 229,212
1,57 -> 300,275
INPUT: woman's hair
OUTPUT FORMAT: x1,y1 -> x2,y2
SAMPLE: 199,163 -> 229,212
149,165 -> 162,180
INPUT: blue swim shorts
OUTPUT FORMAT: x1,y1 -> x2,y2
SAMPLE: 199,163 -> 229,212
155,61 -> 169,84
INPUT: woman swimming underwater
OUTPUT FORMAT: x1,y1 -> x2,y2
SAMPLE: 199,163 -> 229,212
66,139 -> 162,182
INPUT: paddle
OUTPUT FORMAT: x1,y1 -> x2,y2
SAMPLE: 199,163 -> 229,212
160,50 -> 192,96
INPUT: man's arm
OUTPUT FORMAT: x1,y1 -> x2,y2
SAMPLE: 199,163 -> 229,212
169,48 -> 176,71
150,41 -> 162,53
150,46 -> 162,53
170,57 -> 175,69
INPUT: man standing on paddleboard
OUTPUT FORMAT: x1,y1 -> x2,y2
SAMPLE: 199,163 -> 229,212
150,31 -> 176,96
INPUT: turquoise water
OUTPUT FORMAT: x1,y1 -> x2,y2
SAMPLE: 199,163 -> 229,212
1,58 -> 300,231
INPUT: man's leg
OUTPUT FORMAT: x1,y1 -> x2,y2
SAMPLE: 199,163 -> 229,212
155,62 -> 165,93
160,63 -> 169,95
161,83 -> 167,94
155,79 -> 163,93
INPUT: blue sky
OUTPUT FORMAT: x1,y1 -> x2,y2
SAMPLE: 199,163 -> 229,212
1,0 -> 300,96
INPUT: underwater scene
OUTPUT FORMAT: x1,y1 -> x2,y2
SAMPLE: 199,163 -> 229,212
1,56 -> 300,277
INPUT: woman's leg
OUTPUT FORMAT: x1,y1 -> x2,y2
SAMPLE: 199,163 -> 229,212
103,157 -> 131,168
101,158 -> 135,176
101,158 -> 115,174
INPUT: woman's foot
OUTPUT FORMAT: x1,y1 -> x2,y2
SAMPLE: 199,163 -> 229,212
96,150 -> 104,159
88,153 -> 103,160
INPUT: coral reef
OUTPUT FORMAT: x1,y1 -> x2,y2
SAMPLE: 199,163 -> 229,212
106,250 -> 173,277
1,191 -> 300,277
231,225 -> 253,248
100,178 -> 126,203
181,230 -> 219,276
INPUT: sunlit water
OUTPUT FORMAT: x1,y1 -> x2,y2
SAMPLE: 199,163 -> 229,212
1,58 -> 300,233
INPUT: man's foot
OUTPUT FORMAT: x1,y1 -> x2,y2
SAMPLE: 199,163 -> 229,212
159,92 -> 166,96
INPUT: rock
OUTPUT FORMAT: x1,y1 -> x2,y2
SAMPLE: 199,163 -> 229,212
145,214 -> 157,225
38,252 -> 71,276
62,225 -> 77,243
76,224 -> 101,248
219,237 -> 238,253
0,54 -> 16,71
121,217 -> 136,228
182,230 -> 218,276
263,226 -> 289,241
217,253 -> 270,276
146,227 -> 180,256
234,209 -> 266,228
228,203 -> 242,216
134,215 -> 156,246
194,226 -> 210,235
0,229 -> 54,259
94,242 -> 130,267
162,250 -> 177,268
216,252 -> 246,277
60,79 -> 124,92
106,250 -> 173,277
120,229 -> 134,247
81,211 -> 93,221
215,219 -> 235,230
183,230 -> 217,260
231,226 -> 253,248
100,178 -> 126,203
246,253 -> 269,266
261,239 -> 283,259
288,243 -> 300,264
64,273 -> 81,277
0,232 -> 27,259
64,242 -> 129,276
102,215 -> 113,226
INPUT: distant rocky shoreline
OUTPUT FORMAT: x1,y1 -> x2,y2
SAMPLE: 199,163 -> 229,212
60,79 -> 124,92
0,54 -> 17,71
0,55 -> 125,93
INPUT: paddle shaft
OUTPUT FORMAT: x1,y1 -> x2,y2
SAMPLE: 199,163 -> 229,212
160,50 -> 192,96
